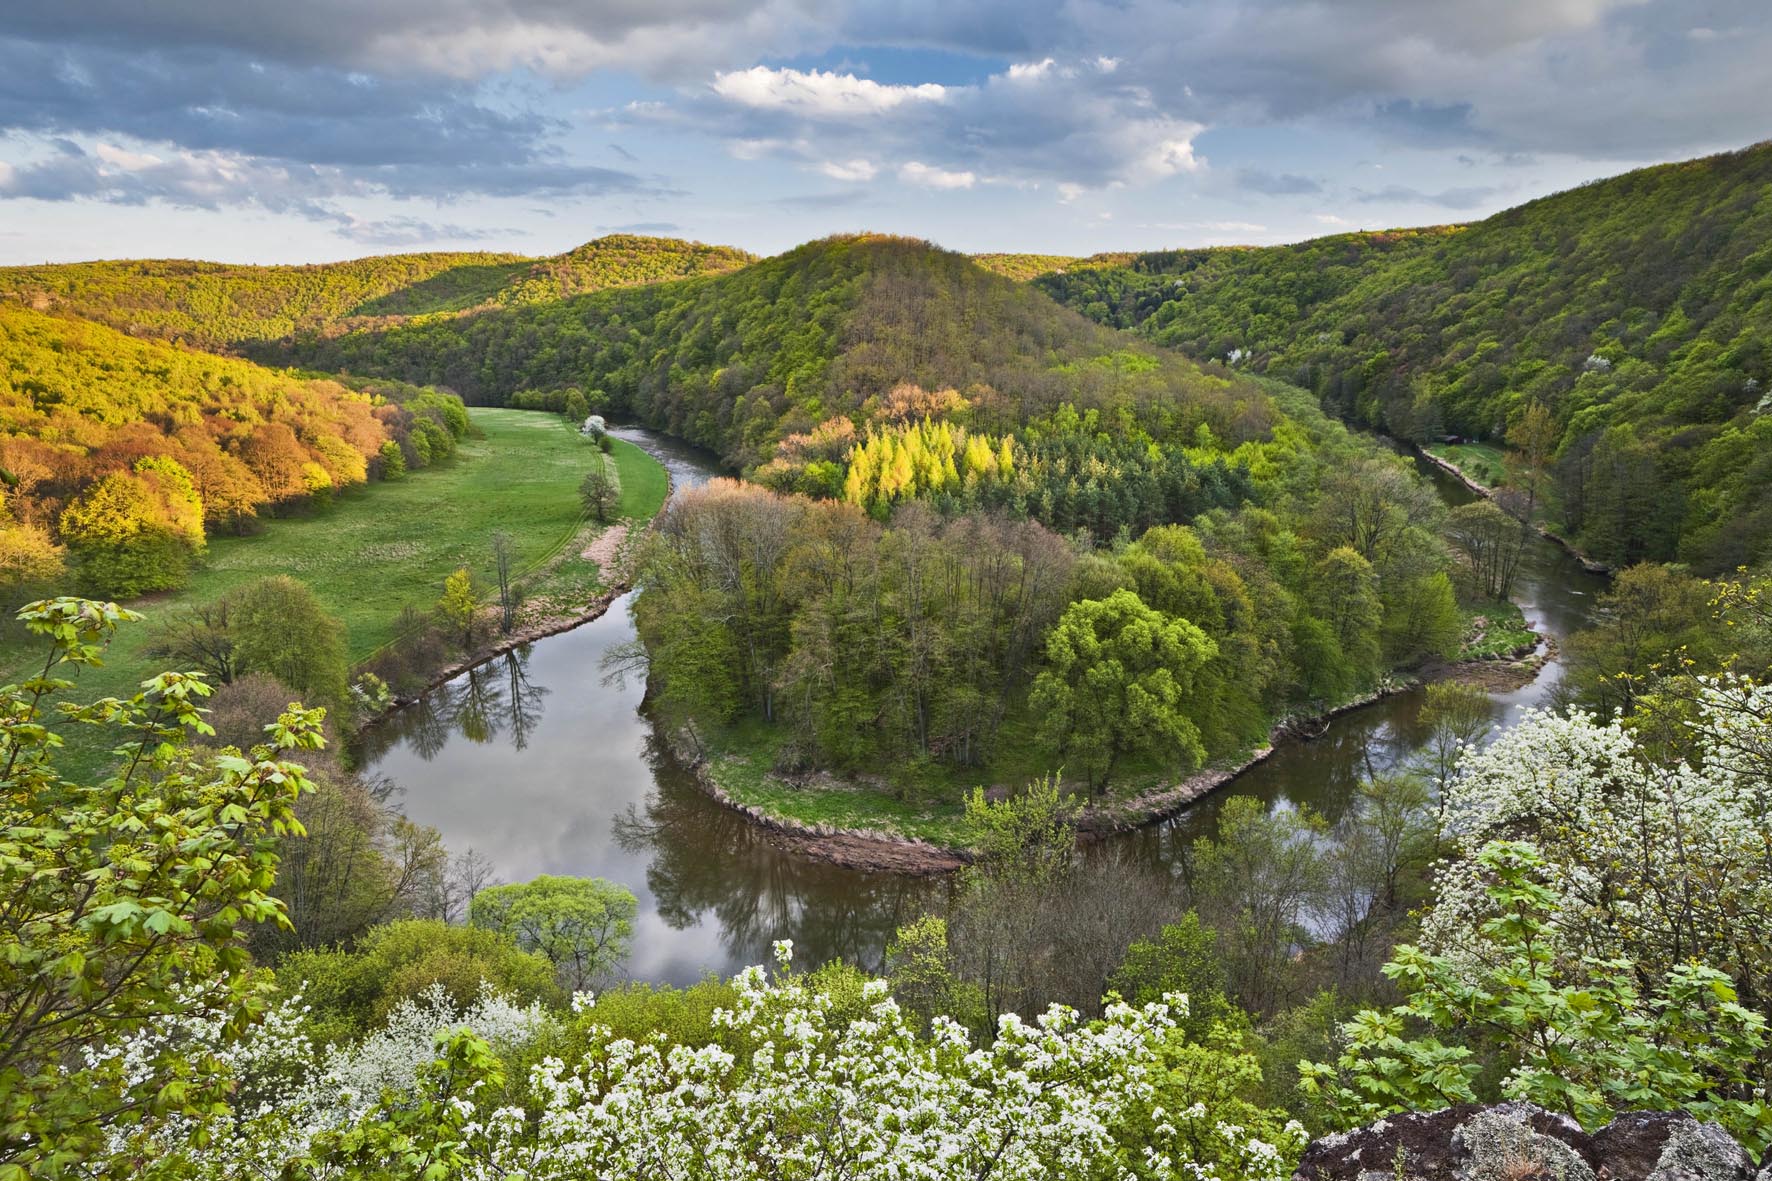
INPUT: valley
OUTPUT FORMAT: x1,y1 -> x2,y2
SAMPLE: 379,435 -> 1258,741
5,126 -> 1771,1178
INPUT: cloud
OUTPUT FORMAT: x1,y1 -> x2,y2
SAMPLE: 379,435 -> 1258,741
711,67 -> 949,116
1235,168 -> 1322,195
0,134 -> 648,234
1355,183 -> 1503,210
773,189 -> 871,208
826,0 -> 1768,159
2,1 -> 821,82
817,158 -> 879,181
601,221 -> 684,233
0,36 -> 653,209
0,139 -> 342,216
4,0 -> 1769,247
334,215 -> 512,246
685,53 -> 1208,193
898,161 -> 975,189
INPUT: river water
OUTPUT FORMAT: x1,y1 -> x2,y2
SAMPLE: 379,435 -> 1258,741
356,430 -> 1606,985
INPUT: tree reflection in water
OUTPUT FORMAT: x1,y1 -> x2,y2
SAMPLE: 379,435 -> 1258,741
357,647 -> 550,763
612,726 -> 945,974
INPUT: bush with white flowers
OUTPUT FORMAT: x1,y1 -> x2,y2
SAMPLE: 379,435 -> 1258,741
105,944 -> 1302,1181
1424,688 -> 1772,1019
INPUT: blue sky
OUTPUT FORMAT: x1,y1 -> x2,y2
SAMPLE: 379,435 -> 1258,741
1,1 -> 1767,264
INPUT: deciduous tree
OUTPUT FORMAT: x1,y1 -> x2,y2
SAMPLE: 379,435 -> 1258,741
0,597 -> 323,1174
468,875 -> 638,990
1031,588 -> 1218,793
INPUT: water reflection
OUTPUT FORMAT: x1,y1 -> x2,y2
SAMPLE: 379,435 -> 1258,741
358,428 -> 1608,985
358,649 -> 549,764
358,429 -> 939,983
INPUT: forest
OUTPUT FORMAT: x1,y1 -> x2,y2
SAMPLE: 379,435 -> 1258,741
291,235 -> 1473,794
1038,143 -> 1772,571
637,387 -> 1465,796
0,233 -> 754,351
0,305 -> 468,599
283,234 -> 1281,471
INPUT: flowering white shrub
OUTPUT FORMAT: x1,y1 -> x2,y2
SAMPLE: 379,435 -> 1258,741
100,986 -> 556,1179
312,984 -> 556,1125
1425,691 -> 1772,1010
104,944 -> 1302,1180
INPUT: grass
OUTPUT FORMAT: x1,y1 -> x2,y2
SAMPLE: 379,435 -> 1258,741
3,408 -> 668,756
1458,598 -> 1538,660
1425,441 -> 1508,489
701,720 -> 975,847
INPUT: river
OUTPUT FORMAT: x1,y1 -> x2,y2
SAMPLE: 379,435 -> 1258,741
355,430 -> 1606,985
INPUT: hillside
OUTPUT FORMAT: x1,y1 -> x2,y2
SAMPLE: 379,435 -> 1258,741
0,234 -> 755,352
970,251 -> 1137,281
0,304 -> 468,596
1037,143 -> 1772,569
290,234 -> 1277,471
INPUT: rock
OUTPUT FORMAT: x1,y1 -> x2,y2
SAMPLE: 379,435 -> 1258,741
1294,1105 -> 1758,1181
1455,1105 -> 1595,1181
1641,1120 -> 1758,1181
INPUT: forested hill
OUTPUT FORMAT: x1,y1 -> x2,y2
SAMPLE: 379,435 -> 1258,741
970,251 -> 1137,281
289,233 -> 1279,471
1035,142 -> 1772,570
0,303 -> 474,596
0,234 -> 754,352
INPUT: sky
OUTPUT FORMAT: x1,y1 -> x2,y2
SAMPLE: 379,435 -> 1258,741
1,1 -> 1768,265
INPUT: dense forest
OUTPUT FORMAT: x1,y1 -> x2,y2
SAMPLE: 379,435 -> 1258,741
288,235 -> 1279,470
1038,143 -> 1772,570
0,234 -> 753,351
0,305 -> 467,597
970,250 -> 1135,281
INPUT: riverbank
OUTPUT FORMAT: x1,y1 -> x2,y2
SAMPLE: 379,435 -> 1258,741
671,634 -> 1549,875
357,448 -> 669,730
1416,444 -> 1612,574
673,729 -> 973,874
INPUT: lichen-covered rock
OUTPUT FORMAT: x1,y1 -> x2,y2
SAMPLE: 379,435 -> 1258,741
1294,1105 -> 1758,1181
1642,1119 -> 1758,1181
1454,1105 -> 1594,1181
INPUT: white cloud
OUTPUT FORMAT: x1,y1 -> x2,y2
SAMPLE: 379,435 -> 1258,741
899,161 -> 975,189
93,142 -> 164,170
711,66 -> 948,117
817,157 -> 878,181
1133,136 -> 1203,178
728,136 -> 796,160
1142,219 -> 1267,233
1006,58 -> 1057,81
1314,213 -> 1353,225
1057,182 -> 1085,203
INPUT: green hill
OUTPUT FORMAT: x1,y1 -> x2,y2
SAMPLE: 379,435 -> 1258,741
1035,143 -> 1772,570
970,251 -> 1137,281
289,233 -> 1276,471
0,235 -> 755,352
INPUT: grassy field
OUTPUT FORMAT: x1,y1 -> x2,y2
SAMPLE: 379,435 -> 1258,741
1425,441 -> 1508,489
5,408 -> 667,723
